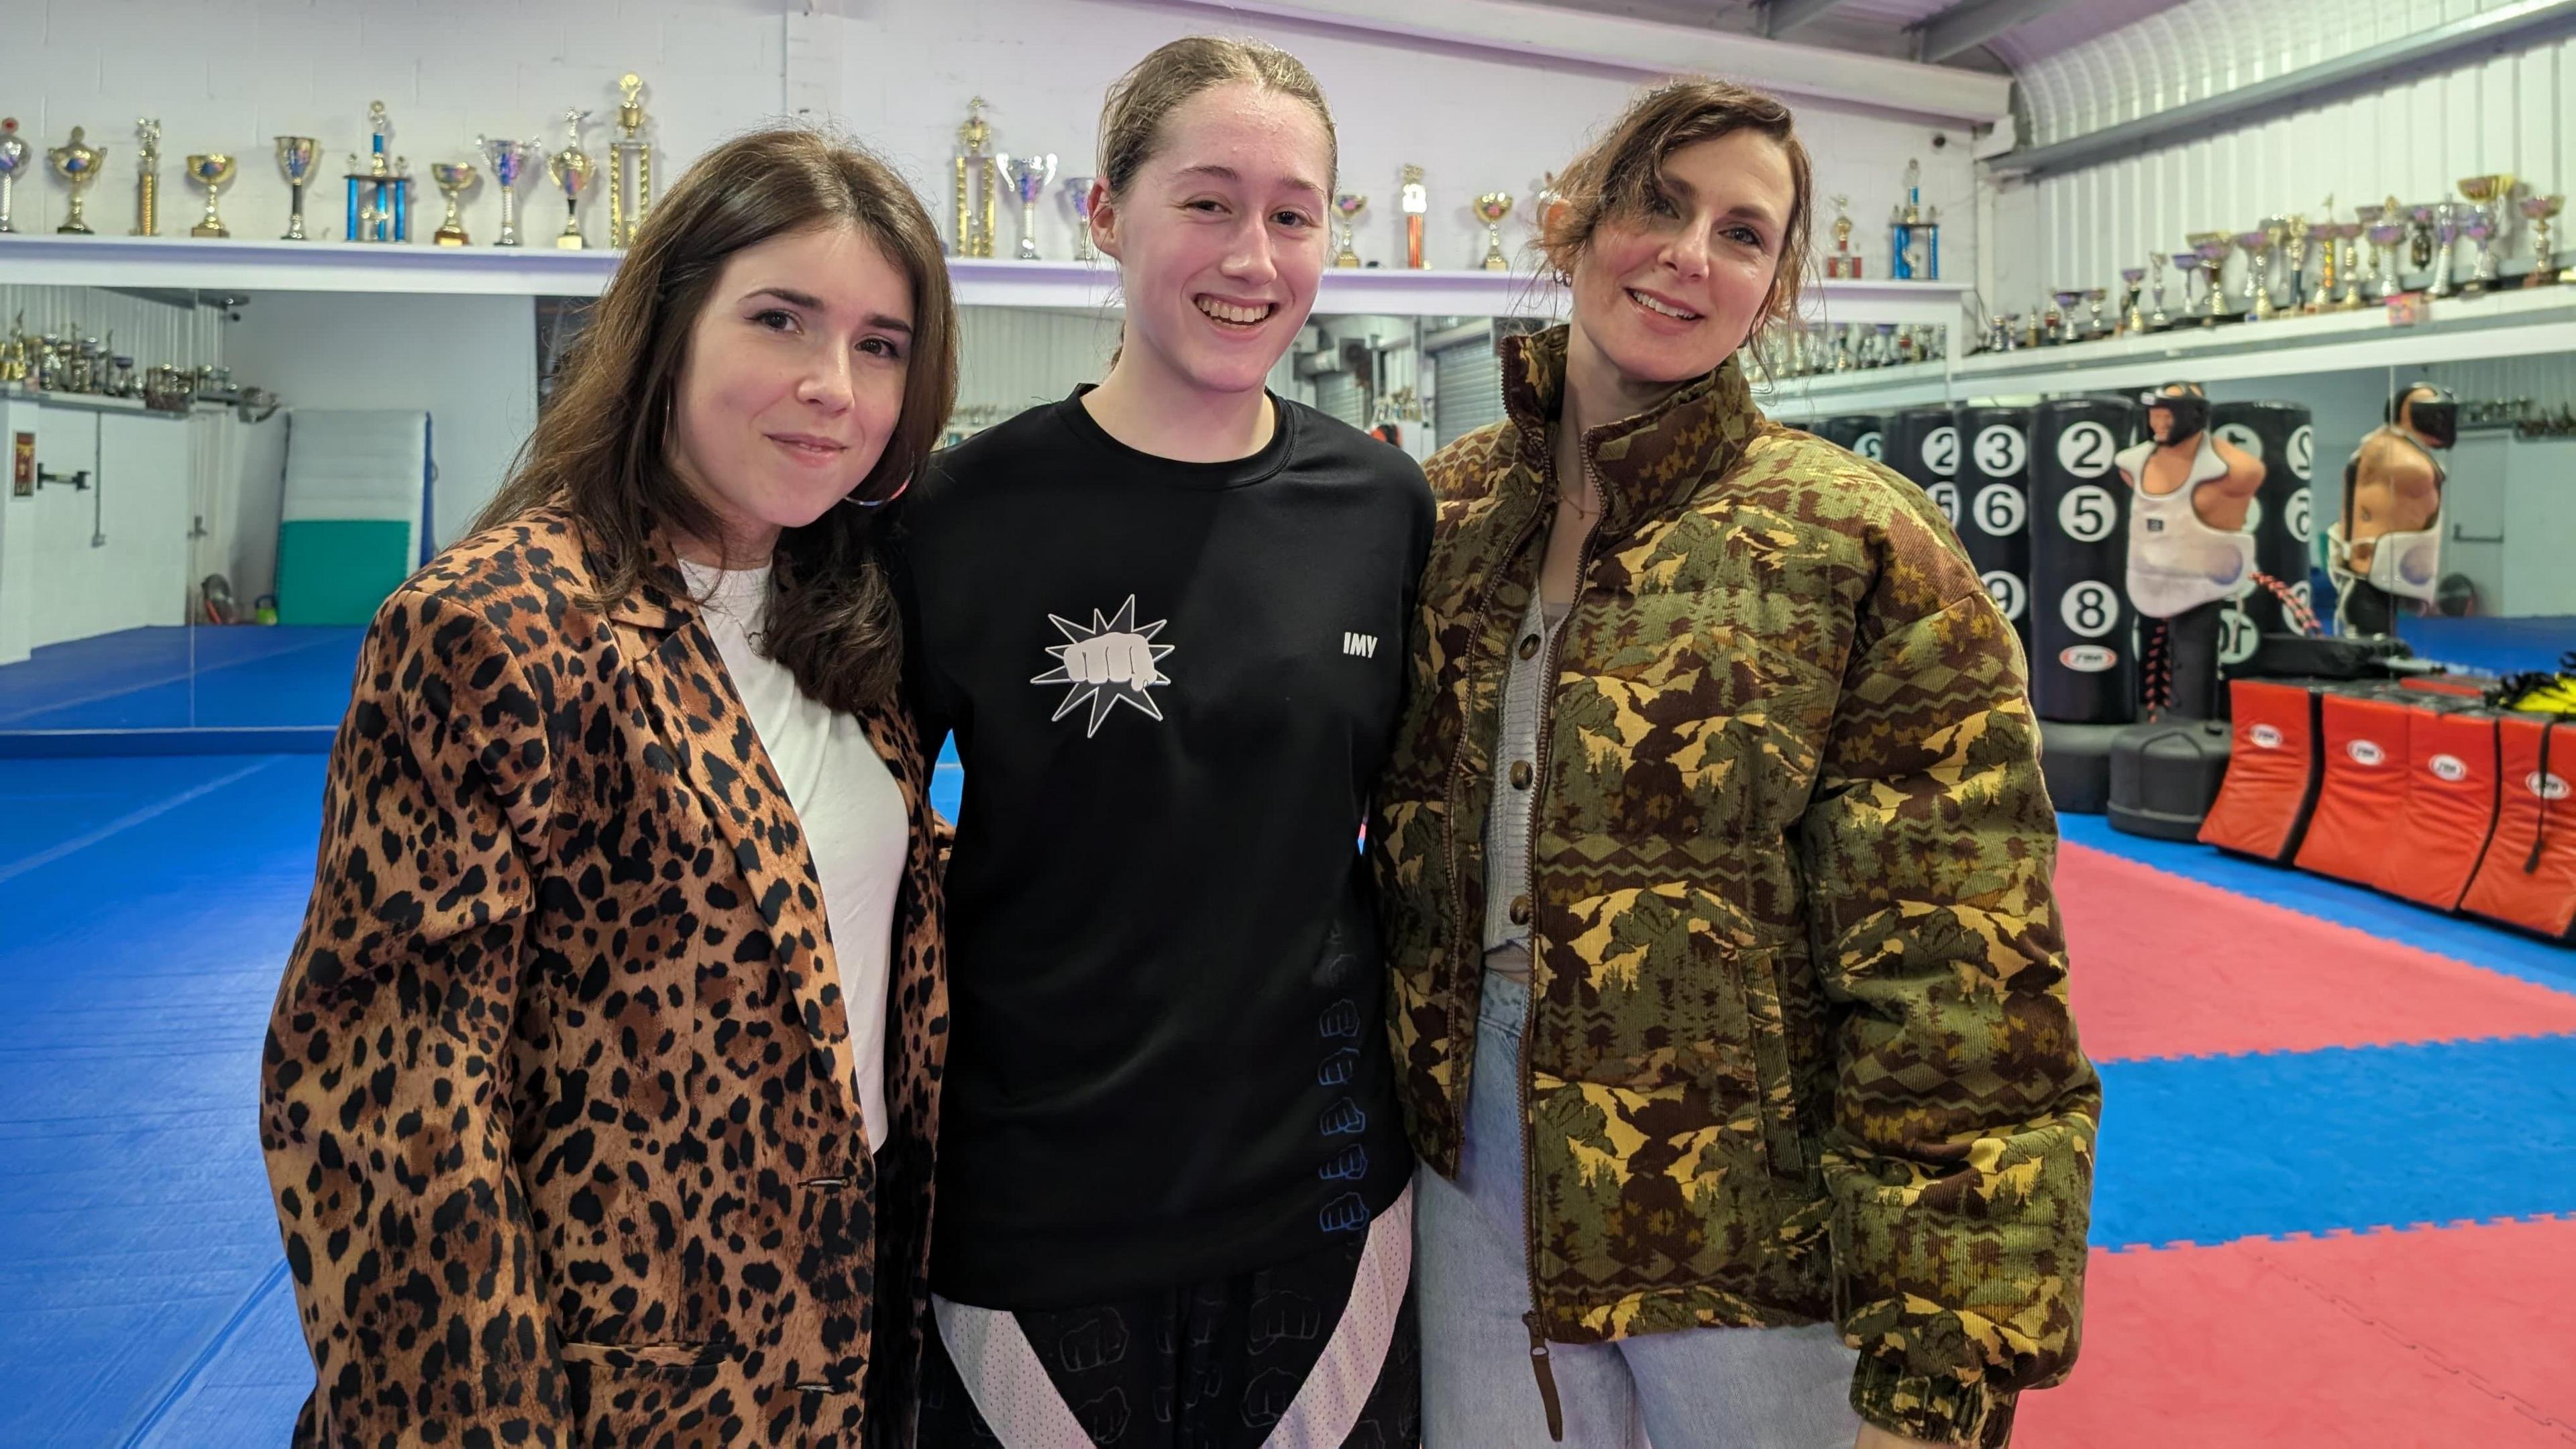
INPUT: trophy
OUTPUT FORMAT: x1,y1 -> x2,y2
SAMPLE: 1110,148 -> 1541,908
1005,152 -> 1056,260
2278,211 -> 2312,311
2189,231 -> 2233,321
345,101 -> 412,243
480,136 -> 542,247
275,136 -> 319,240
2234,229 -> 2276,320
1062,176 -> 1097,262
2120,266 -> 2147,333
549,109 -> 595,250
1825,195 -> 1857,278
1400,164 -> 1426,269
1532,172 -> 1567,239
2457,174 -> 2518,297
2521,193 -> 2563,286
429,161 -> 476,246
1331,193 -> 1366,268
2147,253 -> 2173,329
1472,191 -> 1512,270
0,119 -> 28,233
2427,201 -> 2464,297
48,126 -> 106,235
2366,198 -> 2408,301
1890,160 -> 1938,279
184,153 -> 234,238
950,97 -> 998,258
2050,287 -> 2083,345
2321,222 -> 2362,309
133,118 -> 160,235
607,73 -> 653,248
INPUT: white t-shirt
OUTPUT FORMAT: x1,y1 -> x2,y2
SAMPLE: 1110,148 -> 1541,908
681,559 -> 908,1153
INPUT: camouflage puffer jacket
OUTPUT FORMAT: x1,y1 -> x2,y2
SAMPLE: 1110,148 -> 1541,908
1369,326 -> 2100,1448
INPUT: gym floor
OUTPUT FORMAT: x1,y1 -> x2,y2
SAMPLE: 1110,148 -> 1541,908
2,619 -> 2571,1446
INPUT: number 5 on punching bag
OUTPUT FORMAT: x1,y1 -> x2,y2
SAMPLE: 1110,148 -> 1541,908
2030,397 -> 2139,724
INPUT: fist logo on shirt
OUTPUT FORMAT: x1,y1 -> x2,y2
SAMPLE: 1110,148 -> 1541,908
1032,595 -> 1178,738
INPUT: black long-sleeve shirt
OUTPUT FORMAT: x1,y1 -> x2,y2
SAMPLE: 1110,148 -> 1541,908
896,388 -> 1432,1309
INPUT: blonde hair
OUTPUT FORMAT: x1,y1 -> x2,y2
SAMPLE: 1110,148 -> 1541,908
1541,78 -> 1814,339
1097,36 -> 1338,199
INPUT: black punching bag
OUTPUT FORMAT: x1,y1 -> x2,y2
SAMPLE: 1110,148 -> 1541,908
2209,400 -> 2318,661
2029,396 -> 2139,724
1888,405 -> 1960,532
1954,404 -> 2036,653
1811,413 -> 1890,468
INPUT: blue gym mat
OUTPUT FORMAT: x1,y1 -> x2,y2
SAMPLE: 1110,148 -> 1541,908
0,753 -> 327,1448
2397,613 -> 2573,678
0,626 -> 363,743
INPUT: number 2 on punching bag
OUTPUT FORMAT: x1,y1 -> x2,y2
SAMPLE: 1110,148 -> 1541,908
2029,398 -> 2140,724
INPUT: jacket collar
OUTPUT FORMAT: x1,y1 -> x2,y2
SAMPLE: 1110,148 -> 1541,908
583,512 -> 703,633
1498,324 -> 1763,532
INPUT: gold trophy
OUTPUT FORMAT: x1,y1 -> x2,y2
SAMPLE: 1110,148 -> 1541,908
951,97 -> 999,258
606,72 -> 653,248
1825,195 -> 1855,278
274,136 -> 319,240
1400,164 -> 1426,270
549,108 -> 595,250
2236,227 -> 2277,320
2120,266 -> 2147,333
2282,209 -> 2313,311
1331,193 -> 1366,268
2521,193 -> 2564,286
2456,174 -> 2518,296
132,118 -> 160,235
429,161 -> 476,246
184,153 -> 234,237
48,125 -> 106,235
2188,231 -> 2233,323
1472,191 -> 1512,270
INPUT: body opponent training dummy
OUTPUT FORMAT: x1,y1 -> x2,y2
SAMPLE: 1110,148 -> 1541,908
2116,381 -> 2266,719
2330,382 -> 2455,637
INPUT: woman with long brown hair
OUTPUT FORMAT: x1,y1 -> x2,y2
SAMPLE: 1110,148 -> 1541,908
1373,80 -> 2098,1448
260,127 -> 957,1446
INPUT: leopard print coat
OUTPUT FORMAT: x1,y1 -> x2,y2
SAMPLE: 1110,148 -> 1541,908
260,506 -> 948,1448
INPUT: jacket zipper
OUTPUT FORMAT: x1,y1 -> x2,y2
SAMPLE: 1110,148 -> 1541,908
1517,427 -> 1602,1444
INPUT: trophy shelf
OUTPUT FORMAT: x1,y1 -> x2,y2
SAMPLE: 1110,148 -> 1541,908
1951,284 -> 2576,394
0,233 -> 1975,323
1756,360 -> 1952,418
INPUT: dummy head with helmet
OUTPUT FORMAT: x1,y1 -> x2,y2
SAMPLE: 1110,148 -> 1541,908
2141,380 -> 2211,448
2387,380 -> 2459,450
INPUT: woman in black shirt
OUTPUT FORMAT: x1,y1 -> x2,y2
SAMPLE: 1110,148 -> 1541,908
899,36 -> 1430,1449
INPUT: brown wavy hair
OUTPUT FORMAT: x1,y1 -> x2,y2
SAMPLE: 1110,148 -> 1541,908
477,127 -> 956,711
1540,78 -> 1813,340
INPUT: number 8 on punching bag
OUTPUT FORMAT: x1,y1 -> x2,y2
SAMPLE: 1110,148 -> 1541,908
2029,397 -> 2139,724
1888,405 -> 1960,531
1953,403 -> 2035,655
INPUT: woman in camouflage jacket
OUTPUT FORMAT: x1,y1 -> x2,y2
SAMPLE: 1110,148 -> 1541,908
1373,80 -> 2100,1449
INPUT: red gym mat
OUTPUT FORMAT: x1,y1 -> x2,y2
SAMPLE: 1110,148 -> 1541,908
2055,843 -> 2576,1063
2017,1217 -> 2576,1447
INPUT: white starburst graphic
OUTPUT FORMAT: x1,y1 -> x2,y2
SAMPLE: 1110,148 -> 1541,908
1030,595 -> 1177,738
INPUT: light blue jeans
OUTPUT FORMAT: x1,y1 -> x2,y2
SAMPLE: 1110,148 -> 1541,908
1415,969 -> 1862,1449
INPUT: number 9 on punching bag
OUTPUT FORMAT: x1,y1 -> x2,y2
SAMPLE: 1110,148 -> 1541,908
2209,400 -> 2317,660
2029,396 -> 2139,724
1807,414 -> 1889,466
1953,403 -> 2035,655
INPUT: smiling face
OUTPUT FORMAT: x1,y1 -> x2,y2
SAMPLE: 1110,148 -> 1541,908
1091,81 -> 1331,400
1566,129 -> 1796,389
666,223 -> 914,560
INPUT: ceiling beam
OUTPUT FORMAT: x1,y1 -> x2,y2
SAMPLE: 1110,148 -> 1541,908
1155,0 -> 2014,123
1912,0 -> 2092,62
1762,0 -> 1869,40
